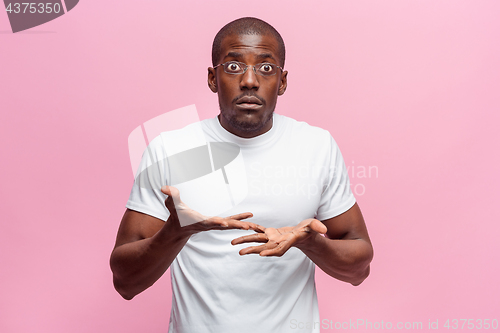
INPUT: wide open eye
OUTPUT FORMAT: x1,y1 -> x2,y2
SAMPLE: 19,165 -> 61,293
225,62 -> 243,73
258,63 -> 276,75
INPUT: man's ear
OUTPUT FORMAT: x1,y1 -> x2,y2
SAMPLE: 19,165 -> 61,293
278,70 -> 288,96
208,67 -> 218,93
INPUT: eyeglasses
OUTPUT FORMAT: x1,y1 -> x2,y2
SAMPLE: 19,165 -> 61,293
213,61 -> 283,76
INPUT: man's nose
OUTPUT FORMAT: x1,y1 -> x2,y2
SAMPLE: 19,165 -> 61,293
239,66 -> 260,90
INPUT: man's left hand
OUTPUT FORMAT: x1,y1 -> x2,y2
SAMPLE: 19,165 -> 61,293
231,219 -> 327,257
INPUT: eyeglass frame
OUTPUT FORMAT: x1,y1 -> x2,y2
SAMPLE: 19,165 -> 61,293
213,61 -> 284,76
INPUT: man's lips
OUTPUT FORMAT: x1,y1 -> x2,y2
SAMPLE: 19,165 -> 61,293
236,96 -> 263,105
235,96 -> 263,110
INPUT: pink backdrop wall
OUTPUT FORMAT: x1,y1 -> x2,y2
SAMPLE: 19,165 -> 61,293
1,1 -> 499,332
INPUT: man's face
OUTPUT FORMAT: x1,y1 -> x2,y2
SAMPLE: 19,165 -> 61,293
208,34 -> 288,138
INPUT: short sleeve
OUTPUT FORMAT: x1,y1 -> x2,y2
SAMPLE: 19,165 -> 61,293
315,135 -> 356,221
126,135 -> 170,222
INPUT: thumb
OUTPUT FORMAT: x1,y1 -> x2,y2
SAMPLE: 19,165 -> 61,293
161,186 -> 182,213
308,219 -> 327,234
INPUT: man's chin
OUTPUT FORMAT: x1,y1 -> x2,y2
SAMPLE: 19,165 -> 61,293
233,119 -> 263,132
224,114 -> 272,135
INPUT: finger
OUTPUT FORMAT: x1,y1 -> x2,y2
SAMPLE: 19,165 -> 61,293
200,213 -> 254,230
231,233 -> 269,245
227,212 -> 253,220
224,221 -> 249,230
161,186 -> 182,207
161,185 -> 178,197
221,219 -> 266,233
239,244 -> 269,255
224,213 -> 265,233
243,222 -> 266,233
260,240 -> 294,257
203,219 -> 258,232
309,219 -> 327,234
164,194 -> 178,218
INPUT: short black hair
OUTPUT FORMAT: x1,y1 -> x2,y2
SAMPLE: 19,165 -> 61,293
212,17 -> 286,67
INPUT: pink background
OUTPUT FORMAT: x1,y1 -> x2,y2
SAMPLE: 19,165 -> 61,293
1,0 -> 499,332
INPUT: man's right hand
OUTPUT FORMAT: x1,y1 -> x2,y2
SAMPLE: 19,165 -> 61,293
110,186 -> 261,300
161,185 -> 264,235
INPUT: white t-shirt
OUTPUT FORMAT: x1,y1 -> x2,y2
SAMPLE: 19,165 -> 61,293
126,113 -> 356,333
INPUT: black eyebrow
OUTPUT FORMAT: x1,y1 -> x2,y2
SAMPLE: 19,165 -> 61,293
225,51 -> 243,59
223,51 -> 276,63
255,53 -> 276,62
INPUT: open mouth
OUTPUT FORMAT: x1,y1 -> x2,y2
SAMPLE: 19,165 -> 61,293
235,96 -> 263,110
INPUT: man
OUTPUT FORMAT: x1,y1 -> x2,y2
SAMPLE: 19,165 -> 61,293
110,17 -> 373,333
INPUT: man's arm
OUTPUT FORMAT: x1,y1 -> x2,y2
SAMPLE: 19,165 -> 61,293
232,203 -> 373,286
110,208 -> 189,300
296,203 -> 373,286
110,186 -> 261,300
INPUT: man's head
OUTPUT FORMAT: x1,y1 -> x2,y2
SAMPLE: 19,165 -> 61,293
208,17 -> 288,138
211,17 -> 286,68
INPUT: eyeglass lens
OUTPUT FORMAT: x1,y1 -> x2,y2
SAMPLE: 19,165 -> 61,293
223,62 -> 279,76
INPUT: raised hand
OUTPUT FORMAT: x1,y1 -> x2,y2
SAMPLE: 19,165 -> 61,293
231,218 -> 327,257
161,185 -> 265,235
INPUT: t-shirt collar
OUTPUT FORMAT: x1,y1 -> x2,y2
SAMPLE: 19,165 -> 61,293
211,113 -> 280,147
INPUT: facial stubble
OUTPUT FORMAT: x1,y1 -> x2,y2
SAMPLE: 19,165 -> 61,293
219,103 -> 274,136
